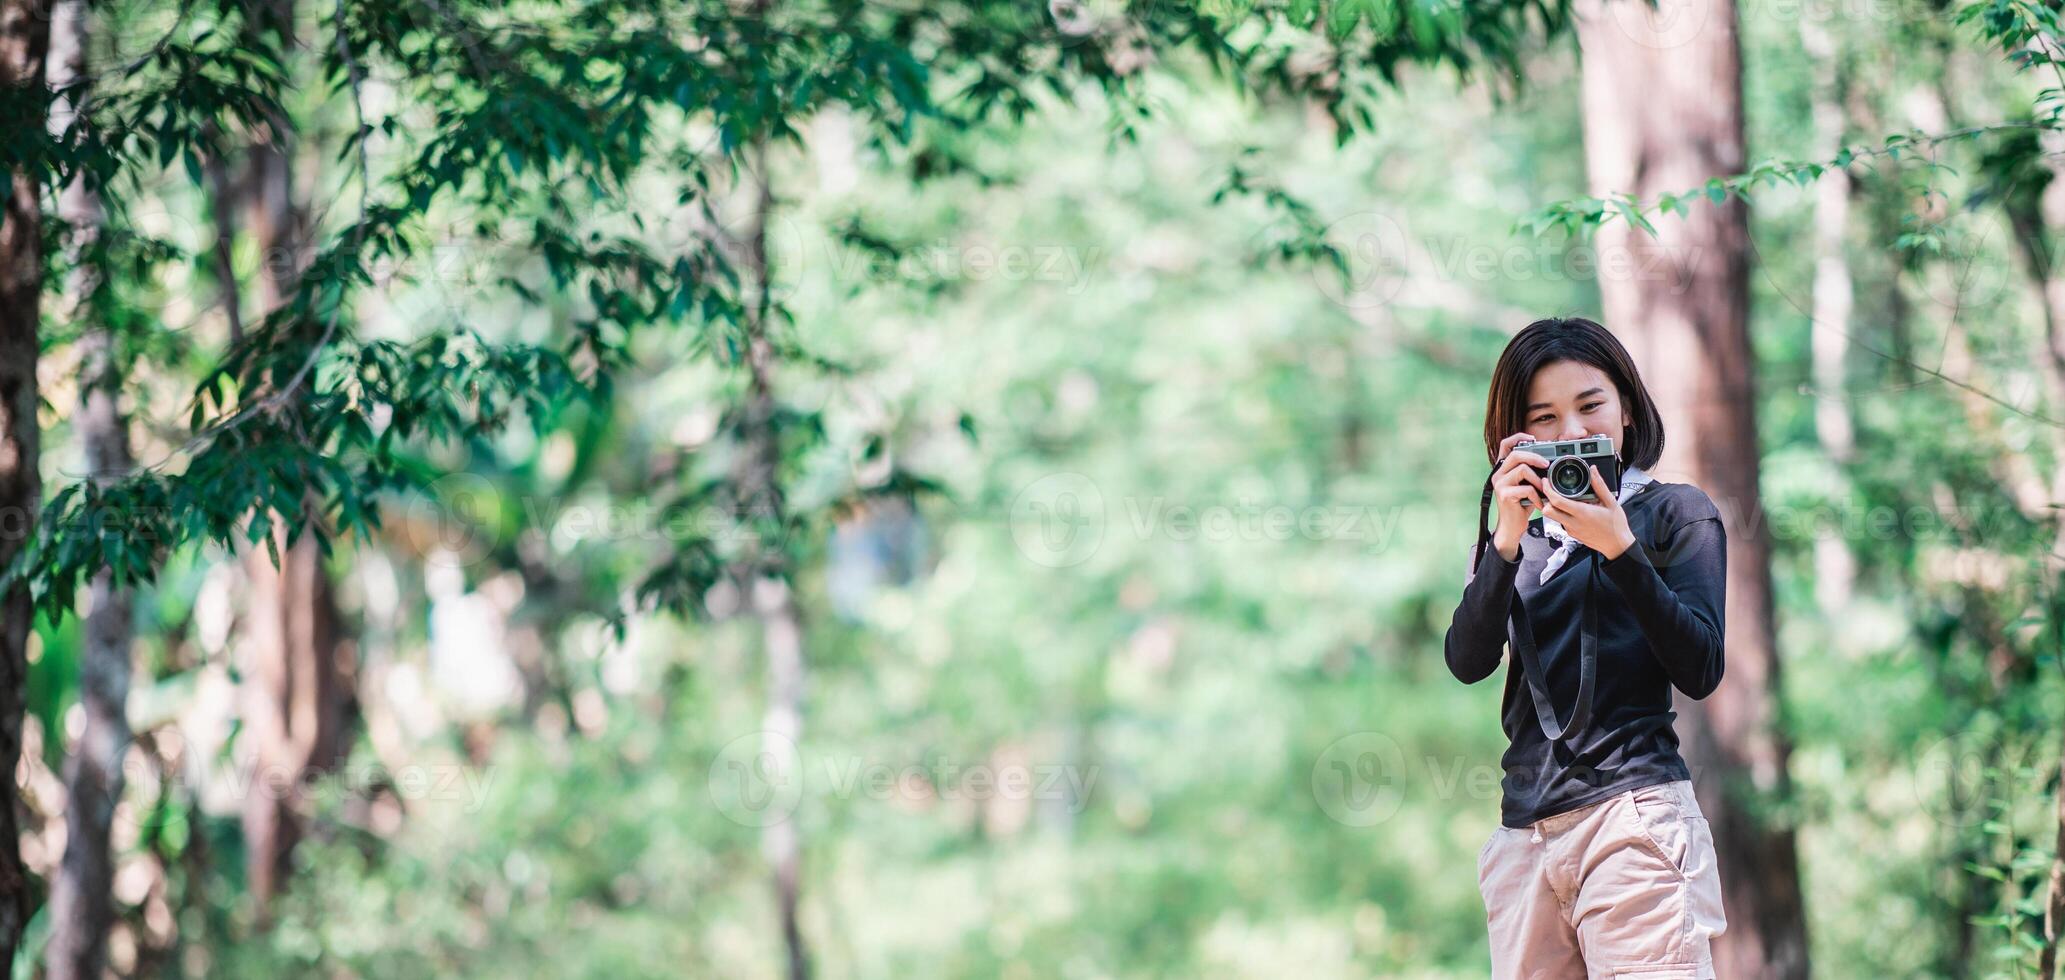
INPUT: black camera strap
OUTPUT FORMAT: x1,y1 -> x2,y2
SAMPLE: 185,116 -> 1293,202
1507,552 -> 1599,743
1473,467 -> 1603,745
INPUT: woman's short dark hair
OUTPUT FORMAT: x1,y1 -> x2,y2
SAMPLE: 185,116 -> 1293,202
1481,317 -> 1664,470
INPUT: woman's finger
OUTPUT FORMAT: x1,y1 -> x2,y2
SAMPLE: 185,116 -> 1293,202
1495,465 -> 1542,494
1587,463 -> 1619,509
1502,472 -> 1549,510
1496,451 -> 1550,484
1545,492 -> 1593,517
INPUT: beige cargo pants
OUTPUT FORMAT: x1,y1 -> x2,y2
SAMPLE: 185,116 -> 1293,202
1475,779 -> 1727,979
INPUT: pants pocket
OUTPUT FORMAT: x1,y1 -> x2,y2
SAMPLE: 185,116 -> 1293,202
1626,785 -> 1697,880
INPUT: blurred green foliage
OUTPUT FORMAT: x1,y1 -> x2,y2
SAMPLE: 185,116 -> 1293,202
14,0 -> 2065,977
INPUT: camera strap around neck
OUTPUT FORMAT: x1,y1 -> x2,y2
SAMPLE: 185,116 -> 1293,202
1473,470 -> 1603,745
1507,552 -> 1599,743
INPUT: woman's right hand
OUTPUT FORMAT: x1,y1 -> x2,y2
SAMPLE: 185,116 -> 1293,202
1489,432 -> 1549,561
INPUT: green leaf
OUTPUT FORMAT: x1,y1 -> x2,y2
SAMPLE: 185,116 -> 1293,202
1613,198 -> 1656,236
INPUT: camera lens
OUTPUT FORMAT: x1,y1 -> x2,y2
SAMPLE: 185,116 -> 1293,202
1550,457 -> 1589,496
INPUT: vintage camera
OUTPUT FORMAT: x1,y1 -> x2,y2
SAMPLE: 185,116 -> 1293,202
1519,434 -> 1621,503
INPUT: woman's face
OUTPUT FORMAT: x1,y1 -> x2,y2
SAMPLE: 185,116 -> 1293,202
1521,359 -> 1630,453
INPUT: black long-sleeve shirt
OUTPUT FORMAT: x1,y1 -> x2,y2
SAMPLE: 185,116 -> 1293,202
1444,480 -> 1727,828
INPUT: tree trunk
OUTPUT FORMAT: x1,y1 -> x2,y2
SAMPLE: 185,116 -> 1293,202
238,517 -> 350,915
2047,716 -> 2065,980
232,0 -> 356,917
2009,126 -> 2065,564
730,136 -> 812,980
1800,13 -> 1857,617
203,124 -> 245,346
0,0 -> 50,964
1573,1 -> 1811,976
43,2 -> 137,975
2004,123 -> 2065,980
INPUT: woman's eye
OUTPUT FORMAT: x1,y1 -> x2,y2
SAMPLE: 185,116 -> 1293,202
1532,416 -> 1552,425
1581,402 -> 1602,413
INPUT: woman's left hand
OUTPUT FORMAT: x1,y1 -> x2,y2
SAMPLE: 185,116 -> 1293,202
1540,463 -> 1638,560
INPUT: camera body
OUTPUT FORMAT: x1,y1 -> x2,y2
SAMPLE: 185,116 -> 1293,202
1519,434 -> 1621,504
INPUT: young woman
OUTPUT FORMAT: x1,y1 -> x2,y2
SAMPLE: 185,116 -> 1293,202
1444,317 -> 1729,978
